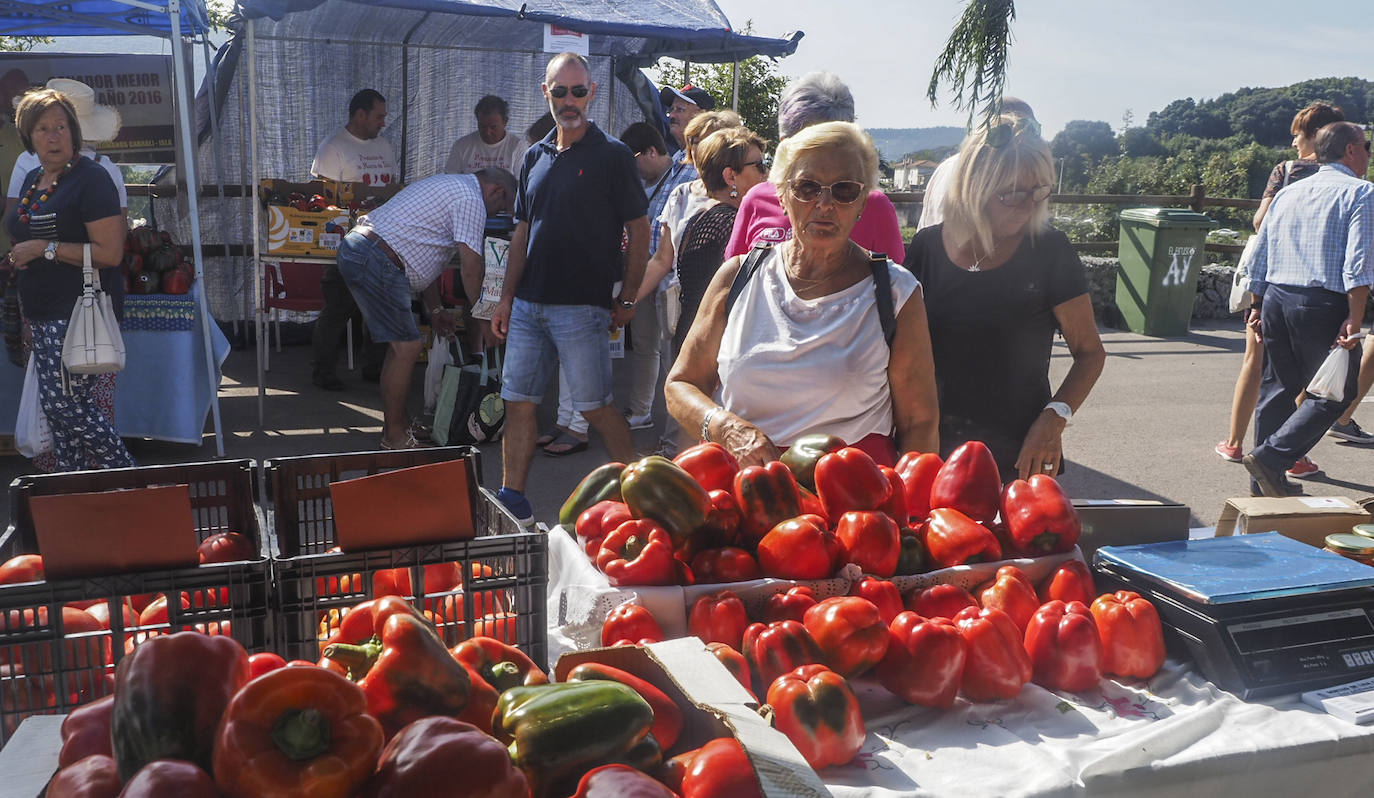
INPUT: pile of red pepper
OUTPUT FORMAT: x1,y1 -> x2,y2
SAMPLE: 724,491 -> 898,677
564,439 -> 1086,590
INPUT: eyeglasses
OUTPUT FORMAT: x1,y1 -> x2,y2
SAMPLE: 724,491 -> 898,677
1364,140 -> 1372,152
996,184 -> 1052,206
788,179 -> 865,204
548,85 -> 590,99
740,159 -> 766,172
985,116 -> 1043,149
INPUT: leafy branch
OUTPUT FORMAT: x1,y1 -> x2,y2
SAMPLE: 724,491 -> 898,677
927,0 -> 1016,124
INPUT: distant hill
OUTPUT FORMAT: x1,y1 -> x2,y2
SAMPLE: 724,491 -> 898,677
867,127 -> 966,161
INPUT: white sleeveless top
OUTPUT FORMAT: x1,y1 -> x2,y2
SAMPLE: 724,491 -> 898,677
716,249 -> 920,448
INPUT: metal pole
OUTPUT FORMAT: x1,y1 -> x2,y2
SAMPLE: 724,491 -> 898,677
169,1 -> 225,457
201,38 -> 234,332
731,61 -> 739,111
248,18 -> 264,427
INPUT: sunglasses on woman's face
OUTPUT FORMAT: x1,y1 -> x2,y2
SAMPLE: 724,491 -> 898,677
996,184 -> 1052,206
548,84 -> 590,99
788,179 -> 865,204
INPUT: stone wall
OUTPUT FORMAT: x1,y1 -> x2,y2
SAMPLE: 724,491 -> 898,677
1081,257 -> 1239,327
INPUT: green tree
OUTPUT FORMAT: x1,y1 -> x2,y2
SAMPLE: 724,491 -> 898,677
653,24 -> 788,145
927,0 -> 1016,123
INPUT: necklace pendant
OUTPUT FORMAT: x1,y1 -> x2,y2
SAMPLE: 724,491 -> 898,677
967,262 -> 981,272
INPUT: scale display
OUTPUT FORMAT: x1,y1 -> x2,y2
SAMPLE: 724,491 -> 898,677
1094,533 -> 1374,699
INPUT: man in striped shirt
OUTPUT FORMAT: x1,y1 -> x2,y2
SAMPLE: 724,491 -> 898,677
1242,121 -> 1373,497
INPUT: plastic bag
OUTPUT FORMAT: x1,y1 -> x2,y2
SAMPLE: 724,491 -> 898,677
423,336 -> 454,414
15,354 -> 52,458
1306,339 -> 1363,402
1229,236 -> 1260,314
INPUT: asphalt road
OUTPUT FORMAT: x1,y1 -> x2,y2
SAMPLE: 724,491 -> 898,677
4,318 -> 1374,533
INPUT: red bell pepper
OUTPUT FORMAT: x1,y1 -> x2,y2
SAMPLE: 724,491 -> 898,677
977,565 -> 1040,633
894,451 -> 943,522
849,576 -> 903,624
1024,600 -> 1103,692
248,652 -> 288,679
734,461 -> 803,543
797,485 -> 828,522
572,764 -> 678,798
576,500 -> 634,556
119,760 -> 220,797
58,695 -> 114,768
46,755 -> 121,798
814,447 -> 890,519
766,665 -> 866,770
906,583 -> 978,620
601,604 -> 664,647
700,489 -> 744,548
802,597 -> 889,678
451,635 -> 548,734
877,466 -> 910,526
928,441 -> 1002,525
780,432 -> 848,492
706,642 -> 757,700
877,611 -> 967,708
674,441 -> 740,494
360,717 -> 529,798
596,520 -> 677,587
680,737 -> 763,798
834,510 -> 901,577
197,531 -> 256,564
756,514 -> 843,580
922,508 -> 1002,568
1000,474 -> 1082,555
954,606 -> 1032,701
1038,560 -> 1097,606
565,661 -> 684,751
762,585 -> 818,625
689,547 -> 760,584
688,589 -> 751,649
742,620 -> 824,691
658,747 -> 699,795
1089,591 -> 1166,679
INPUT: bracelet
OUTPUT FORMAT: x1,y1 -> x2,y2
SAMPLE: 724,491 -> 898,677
700,405 -> 724,442
429,306 -> 445,316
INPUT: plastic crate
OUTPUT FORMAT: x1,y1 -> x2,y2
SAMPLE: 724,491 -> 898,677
265,447 -> 547,666
0,460 -> 272,742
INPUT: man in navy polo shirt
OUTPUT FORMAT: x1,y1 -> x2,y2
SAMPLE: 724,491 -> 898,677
490,51 -> 650,525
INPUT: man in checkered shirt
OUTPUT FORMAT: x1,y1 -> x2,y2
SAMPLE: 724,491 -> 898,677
1242,120 -> 1374,497
335,168 -> 516,450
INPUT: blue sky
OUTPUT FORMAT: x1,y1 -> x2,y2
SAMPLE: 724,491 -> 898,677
715,0 -> 1374,137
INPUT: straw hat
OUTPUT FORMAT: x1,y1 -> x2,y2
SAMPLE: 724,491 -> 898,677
43,78 -> 121,143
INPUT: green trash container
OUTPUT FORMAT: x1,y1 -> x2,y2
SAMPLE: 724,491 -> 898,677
1115,207 -> 1216,336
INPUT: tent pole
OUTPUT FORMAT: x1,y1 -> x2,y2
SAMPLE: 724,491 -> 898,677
170,1 -> 225,457
732,61 -> 739,110
248,18 -> 264,428
202,38 -> 235,336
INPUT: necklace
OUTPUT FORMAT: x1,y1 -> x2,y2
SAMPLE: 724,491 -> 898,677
784,242 -> 854,291
966,242 -> 998,272
18,160 -> 73,224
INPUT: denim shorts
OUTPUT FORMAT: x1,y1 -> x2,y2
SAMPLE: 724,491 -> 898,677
500,299 -> 614,410
334,231 -> 418,343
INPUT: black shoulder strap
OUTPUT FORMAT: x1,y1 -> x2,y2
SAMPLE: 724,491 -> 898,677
724,243 -> 773,319
869,252 -> 897,346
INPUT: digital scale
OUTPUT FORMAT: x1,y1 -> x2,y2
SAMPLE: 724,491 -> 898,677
1093,532 -> 1374,699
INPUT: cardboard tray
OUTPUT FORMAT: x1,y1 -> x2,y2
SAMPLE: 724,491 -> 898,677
554,638 -> 831,798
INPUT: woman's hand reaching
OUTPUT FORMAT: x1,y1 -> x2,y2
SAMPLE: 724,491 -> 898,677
712,410 -> 782,468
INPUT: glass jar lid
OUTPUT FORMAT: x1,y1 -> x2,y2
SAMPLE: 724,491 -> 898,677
1325,533 -> 1374,556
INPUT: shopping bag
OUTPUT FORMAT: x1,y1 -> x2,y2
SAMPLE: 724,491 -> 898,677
15,354 -> 53,458
423,336 -> 455,414
432,348 -> 505,445
1306,338 -> 1363,402
468,237 -> 508,321
1229,236 -> 1260,314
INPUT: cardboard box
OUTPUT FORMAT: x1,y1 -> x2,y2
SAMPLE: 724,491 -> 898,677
1215,496 -> 1371,548
1073,499 -> 1190,563
554,638 -> 831,798
262,203 -> 351,257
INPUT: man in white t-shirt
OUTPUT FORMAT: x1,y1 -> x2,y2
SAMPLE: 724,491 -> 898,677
444,95 -> 526,175
310,89 -> 398,187
309,89 -> 398,390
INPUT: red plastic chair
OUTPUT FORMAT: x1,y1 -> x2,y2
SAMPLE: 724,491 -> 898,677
262,261 -> 351,371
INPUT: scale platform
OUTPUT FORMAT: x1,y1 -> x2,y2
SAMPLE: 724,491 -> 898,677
1094,532 -> 1374,699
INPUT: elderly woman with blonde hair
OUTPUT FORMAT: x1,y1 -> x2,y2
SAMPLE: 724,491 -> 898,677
908,114 -> 1104,482
667,121 -> 939,468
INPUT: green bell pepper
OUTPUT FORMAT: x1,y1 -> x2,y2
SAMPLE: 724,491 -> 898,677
619,456 -> 711,554
559,462 -> 627,528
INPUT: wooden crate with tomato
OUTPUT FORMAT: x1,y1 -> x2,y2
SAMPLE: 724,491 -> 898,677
0,460 -> 272,743
264,447 -> 547,666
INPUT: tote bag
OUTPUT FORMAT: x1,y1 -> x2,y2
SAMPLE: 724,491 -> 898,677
62,243 -> 125,375
431,348 -> 505,445
15,354 -> 52,458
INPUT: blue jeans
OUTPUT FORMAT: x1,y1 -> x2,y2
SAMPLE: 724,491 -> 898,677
335,231 -> 418,343
500,299 -> 613,411
1252,285 -> 1359,473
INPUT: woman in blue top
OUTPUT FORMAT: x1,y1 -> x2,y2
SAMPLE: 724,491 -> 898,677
6,87 -> 132,471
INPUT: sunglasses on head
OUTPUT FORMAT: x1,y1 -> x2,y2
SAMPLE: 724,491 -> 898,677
548,85 -> 589,99
788,179 -> 865,204
996,184 -> 1052,206
985,116 -> 1043,149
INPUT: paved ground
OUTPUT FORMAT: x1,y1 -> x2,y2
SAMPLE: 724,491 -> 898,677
5,318 -> 1374,532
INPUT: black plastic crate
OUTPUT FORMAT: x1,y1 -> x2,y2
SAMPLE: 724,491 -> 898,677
0,460 -> 272,743
264,448 -> 547,666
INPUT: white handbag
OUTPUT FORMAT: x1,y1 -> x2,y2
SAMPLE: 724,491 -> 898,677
62,243 -> 125,375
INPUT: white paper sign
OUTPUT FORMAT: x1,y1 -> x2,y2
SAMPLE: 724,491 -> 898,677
543,24 -> 589,56
469,237 -> 509,321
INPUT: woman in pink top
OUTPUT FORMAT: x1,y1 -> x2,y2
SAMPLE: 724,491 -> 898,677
724,72 -> 906,264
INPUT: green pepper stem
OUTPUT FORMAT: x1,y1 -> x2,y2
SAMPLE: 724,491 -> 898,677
488,661 -> 523,693
270,708 -> 332,761
322,637 -> 382,679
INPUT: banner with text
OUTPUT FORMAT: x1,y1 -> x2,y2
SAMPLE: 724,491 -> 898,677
0,53 -> 175,163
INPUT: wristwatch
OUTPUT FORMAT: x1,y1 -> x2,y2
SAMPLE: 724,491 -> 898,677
42,241 -> 57,261
1044,401 -> 1073,425
616,296 -> 635,310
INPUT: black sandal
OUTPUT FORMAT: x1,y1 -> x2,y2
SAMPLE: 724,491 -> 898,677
542,431 -> 589,457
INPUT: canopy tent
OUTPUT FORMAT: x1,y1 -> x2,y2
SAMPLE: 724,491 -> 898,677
0,0 -> 227,456
213,0 -> 800,424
